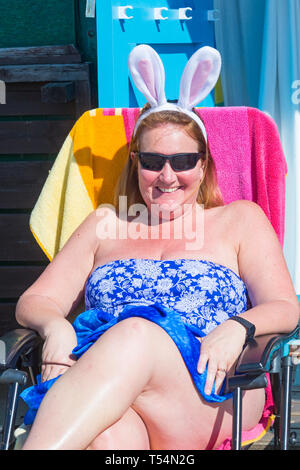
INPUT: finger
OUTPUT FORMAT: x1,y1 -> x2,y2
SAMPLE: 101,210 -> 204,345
41,364 -> 51,382
204,361 -> 218,396
197,351 -> 209,375
214,368 -> 227,394
41,364 -> 69,382
41,363 -> 57,382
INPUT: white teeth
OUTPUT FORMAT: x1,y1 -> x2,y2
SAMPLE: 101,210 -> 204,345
158,187 -> 179,193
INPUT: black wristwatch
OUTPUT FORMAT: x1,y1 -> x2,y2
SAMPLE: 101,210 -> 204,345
228,316 -> 256,344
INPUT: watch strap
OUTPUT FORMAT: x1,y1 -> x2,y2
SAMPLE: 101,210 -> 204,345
228,316 -> 256,344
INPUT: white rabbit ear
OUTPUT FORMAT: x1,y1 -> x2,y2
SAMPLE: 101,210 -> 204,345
128,44 -> 167,107
178,46 -> 221,110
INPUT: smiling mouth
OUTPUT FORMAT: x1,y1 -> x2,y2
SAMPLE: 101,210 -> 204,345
157,186 -> 182,193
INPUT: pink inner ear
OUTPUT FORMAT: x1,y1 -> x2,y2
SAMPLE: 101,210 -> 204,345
190,60 -> 212,103
137,59 -> 157,100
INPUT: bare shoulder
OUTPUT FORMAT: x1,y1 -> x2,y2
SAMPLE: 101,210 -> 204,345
20,209 -> 103,316
224,199 -> 282,265
71,209 -> 101,241
223,200 -> 273,237
224,199 -> 267,219
211,200 -> 270,243
231,200 -> 297,306
65,206 -> 117,248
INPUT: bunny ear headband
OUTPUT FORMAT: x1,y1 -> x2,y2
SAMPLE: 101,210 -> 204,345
128,44 -> 222,142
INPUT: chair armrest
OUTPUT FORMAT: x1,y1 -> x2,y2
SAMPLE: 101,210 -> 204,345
235,326 -> 299,375
0,328 -> 41,370
226,326 -> 299,392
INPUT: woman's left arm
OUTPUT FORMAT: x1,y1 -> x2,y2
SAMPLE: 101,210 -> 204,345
233,200 -> 299,335
198,200 -> 300,395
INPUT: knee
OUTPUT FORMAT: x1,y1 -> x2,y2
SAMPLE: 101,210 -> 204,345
86,411 -> 150,450
87,427 -> 117,450
87,430 -> 150,451
114,316 -> 155,345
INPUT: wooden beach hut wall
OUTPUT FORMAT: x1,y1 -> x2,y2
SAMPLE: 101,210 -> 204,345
0,0 -> 96,335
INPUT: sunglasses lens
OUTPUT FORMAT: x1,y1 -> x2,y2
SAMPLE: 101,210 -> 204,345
171,154 -> 198,171
138,154 -> 164,171
138,153 -> 202,172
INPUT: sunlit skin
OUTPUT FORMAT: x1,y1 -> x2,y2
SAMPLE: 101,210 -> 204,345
134,123 -> 204,219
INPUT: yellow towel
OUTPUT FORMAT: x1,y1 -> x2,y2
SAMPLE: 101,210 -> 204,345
214,77 -> 224,106
30,108 -> 129,260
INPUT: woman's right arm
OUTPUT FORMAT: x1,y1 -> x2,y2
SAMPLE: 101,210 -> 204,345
16,294 -> 79,381
16,210 -> 99,380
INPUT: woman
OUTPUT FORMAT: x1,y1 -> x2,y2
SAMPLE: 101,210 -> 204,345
16,46 -> 299,450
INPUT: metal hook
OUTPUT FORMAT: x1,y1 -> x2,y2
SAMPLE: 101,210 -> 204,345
117,5 -> 134,20
207,9 -> 220,21
153,7 -> 168,20
178,7 -> 193,20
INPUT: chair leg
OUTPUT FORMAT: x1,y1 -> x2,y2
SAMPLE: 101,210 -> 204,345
0,369 -> 28,450
270,373 -> 281,449
280,355 -> 293,450
1,382 -> 21,450
232,386 -> 242,450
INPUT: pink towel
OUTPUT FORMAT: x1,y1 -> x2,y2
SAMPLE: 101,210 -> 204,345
198,107 -> 287,248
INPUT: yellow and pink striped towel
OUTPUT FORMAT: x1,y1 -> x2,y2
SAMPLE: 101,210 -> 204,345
30,106 -> 287,261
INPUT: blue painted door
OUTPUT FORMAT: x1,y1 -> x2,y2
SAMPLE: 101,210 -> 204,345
96,0 -> 216,107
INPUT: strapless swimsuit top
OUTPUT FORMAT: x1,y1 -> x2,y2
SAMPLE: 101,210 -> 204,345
85,258 -> 249,336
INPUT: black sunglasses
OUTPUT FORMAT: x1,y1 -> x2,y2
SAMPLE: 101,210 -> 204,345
137,152 -> 204,172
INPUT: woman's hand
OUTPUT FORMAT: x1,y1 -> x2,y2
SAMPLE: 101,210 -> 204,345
41,318 -> 78,382
197,319 -> 247,395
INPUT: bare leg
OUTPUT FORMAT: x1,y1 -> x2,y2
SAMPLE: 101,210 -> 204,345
86,408 -> 150,450
22,318 -> 156,449
22,317 -> 265,450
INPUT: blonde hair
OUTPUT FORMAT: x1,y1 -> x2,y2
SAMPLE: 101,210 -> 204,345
114,106 -> 224,210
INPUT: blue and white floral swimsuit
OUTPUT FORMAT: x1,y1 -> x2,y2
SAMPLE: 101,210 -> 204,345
21,258 -> 249,424
84,258 -> 248,334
